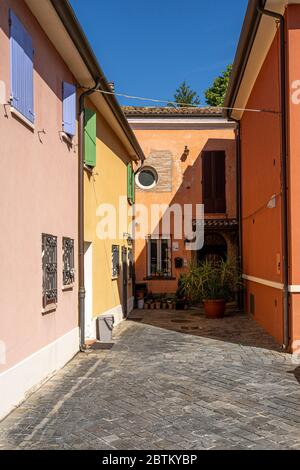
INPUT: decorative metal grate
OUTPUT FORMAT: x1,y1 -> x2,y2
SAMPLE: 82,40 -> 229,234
63,237 -> 75,286
42,234 -> 57,307
112,245 -> 120,278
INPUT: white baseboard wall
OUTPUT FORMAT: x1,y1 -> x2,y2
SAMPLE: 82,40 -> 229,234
0,327 -> 79,421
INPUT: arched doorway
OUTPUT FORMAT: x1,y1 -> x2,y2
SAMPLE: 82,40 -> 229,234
197,232 -> 227,263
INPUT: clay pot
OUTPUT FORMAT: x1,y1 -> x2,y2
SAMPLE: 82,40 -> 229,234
203,300 -> 226,319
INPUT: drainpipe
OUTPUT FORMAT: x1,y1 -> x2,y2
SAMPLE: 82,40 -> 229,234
257,3 -> 289,349
231,119 -> 243,311
78,80 -> 101,350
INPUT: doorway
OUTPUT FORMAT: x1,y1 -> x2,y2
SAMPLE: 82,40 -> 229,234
197,232 -> 227,263
122,246 -> 128,318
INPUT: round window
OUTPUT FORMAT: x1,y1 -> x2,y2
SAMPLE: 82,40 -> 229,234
136,167 -> 158,189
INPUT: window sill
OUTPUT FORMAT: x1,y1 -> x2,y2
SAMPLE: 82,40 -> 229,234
42,303 -> 57,315
84,164 -> 94,175
10,107 -> 35,131
62,283 -> 74,291
61,132 -> 74,145
144,277 -> 176,281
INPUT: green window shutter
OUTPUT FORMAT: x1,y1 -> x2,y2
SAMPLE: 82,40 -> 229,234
131,166 -> 135,204
127,163 -> 133,204
84,108 -> 96,167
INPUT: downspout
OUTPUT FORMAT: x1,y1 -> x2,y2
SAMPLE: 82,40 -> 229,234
231,119 -> 243,311
78,80 -> 101,350
257,3 -> 289,349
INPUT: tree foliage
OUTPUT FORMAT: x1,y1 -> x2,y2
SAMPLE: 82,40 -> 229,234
205,65 -> 232,107
171,81 -> 200,107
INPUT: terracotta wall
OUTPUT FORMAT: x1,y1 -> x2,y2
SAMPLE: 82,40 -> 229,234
286,5 -> 300,348
132,126 -> 236,293
240,5 -> 300,347
0,0 -> 78,371
240,30 -> 283,343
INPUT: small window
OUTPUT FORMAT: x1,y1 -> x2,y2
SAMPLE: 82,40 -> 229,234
147,237 -> 171,278
112,245 -> 120,278
62,237 -> 75,286
128,248 -> 133,279
42,234 -> 57,308
136,167 -> 158,190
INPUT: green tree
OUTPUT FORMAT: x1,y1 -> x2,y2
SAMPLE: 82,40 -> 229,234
171,81 -> 200,107
205,65 -> 232,107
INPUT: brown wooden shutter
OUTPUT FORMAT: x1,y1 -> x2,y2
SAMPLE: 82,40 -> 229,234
202,151 -> 214,212
214,151 -> 226,213
202,151 -> 226,213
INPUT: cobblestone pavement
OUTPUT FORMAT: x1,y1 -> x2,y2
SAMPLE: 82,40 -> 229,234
1,310 -> 300,450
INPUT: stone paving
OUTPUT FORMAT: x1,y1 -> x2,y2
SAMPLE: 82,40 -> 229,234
1,309 -> 300,450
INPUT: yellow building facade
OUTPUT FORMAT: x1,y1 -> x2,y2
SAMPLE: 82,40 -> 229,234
83,98 -> 143,339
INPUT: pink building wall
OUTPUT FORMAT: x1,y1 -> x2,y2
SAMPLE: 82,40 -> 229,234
0,0 -> 78,380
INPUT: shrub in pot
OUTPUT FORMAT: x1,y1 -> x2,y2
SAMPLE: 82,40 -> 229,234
179,258 -> 242,319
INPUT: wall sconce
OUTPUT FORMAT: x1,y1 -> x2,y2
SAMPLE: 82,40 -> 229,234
180,146 -> 190,162
267,194 -> 276,209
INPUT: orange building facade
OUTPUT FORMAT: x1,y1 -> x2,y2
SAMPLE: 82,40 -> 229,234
124,107 -> 237,295
225,0 -> 300,350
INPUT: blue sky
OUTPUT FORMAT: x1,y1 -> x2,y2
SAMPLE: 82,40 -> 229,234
70,0 -> 248,107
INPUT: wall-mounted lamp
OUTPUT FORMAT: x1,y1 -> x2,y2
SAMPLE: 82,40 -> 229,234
180,146 -> 190,162
267,194 -> 276,209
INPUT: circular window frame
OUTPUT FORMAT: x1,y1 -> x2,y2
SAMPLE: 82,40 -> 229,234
135,166 -> 158,190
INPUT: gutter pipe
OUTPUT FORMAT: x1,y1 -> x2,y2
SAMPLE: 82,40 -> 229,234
78,80 -> 101,350
256,3 -> 289,349
230,119 -> 243,311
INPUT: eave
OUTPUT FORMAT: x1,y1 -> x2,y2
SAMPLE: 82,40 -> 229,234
24,0 -> 145,161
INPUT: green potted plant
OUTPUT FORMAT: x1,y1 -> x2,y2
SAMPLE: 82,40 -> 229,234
179,258 -> 242,318
161,293 -> 167,309
155,297 -> 161,309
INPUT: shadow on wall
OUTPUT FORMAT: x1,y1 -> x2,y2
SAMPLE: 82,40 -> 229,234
134,138 -> 236,296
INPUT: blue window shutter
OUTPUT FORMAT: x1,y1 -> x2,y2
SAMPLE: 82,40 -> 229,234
10,10 -> 34,123
62,82 -> 76,136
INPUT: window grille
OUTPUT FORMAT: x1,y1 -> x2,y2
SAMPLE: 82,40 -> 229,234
42,234 -> 57,307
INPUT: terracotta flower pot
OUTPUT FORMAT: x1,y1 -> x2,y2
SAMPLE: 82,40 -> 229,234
203,299 -> 226,319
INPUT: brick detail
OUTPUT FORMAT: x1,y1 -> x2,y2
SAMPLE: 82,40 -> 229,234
136,150 -> 173,193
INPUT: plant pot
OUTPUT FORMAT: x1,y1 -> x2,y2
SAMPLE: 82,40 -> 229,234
155,302 -> 161,310
137,299 -> 144,310
203,299 -> 226,319
144,303 -> 149,310
162,302 -> 167,309
176,300 -> 185,310
150,303 -> 155,310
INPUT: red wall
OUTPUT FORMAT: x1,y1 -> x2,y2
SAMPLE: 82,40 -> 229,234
241,5 -> 300,348
240,31 -> 283,344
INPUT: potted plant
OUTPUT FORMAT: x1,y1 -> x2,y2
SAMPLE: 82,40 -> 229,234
161,293 -> 167,309
179,259 -> 242,319
155,297 -> 161,309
